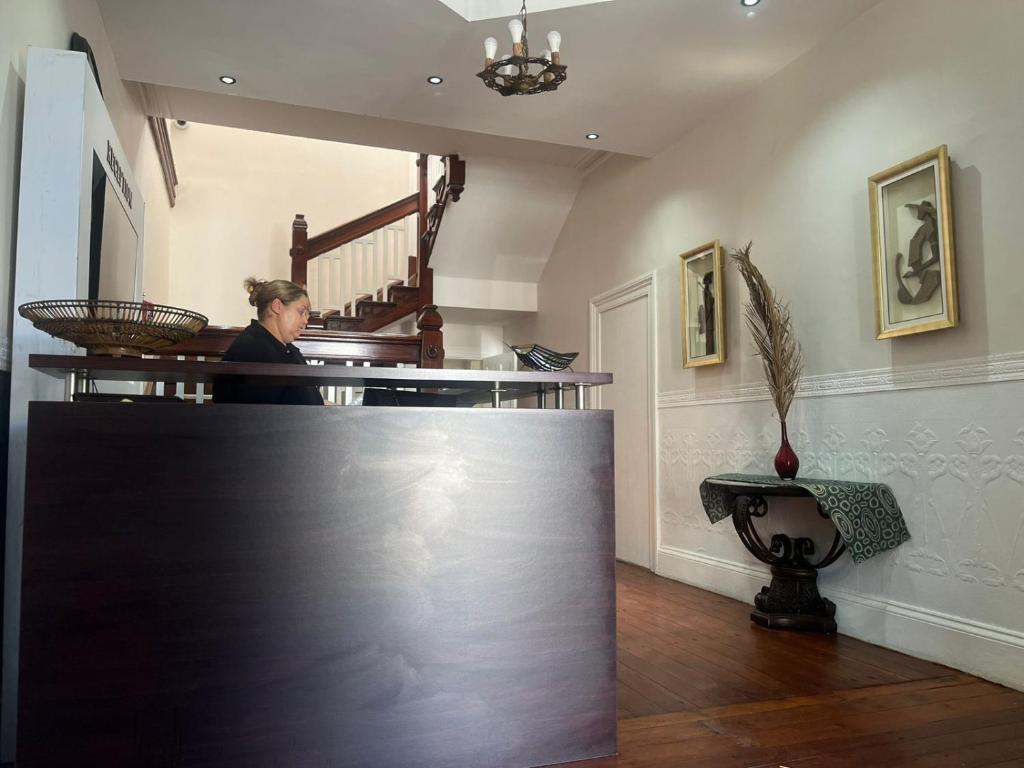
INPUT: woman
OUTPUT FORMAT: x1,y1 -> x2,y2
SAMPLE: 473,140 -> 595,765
212,277 -> 325,405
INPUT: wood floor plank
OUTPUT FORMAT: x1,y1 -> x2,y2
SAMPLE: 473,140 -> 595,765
549,563 -> 1024,768
732,704 -> 1024,768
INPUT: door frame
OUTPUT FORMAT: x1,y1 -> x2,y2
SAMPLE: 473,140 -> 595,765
589,272 -> 658,571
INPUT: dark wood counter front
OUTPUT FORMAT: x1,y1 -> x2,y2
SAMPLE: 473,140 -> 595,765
18,403 -> 616,767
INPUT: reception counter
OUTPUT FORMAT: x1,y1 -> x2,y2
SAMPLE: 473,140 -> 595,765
16,360 -> 616,767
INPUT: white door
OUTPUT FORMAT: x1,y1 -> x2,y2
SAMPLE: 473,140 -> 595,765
592,279 -> 655,569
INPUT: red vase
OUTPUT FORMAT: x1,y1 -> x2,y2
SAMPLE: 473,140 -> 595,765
774,421 -> 799,480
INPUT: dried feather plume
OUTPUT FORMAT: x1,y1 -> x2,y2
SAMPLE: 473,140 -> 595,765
730,242 -> 803,422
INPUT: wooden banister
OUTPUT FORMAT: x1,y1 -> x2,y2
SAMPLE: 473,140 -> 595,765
288,154 -> 464,348
290,194 -> 419,286
161,326 -> 431,367
306,193 -> 419,256
419,155 -> 465,274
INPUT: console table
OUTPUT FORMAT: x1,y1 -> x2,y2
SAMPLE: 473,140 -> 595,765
699,474 -> 910,633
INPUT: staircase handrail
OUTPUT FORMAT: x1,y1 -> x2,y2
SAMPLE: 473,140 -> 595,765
419,157 -> 464,273
298,193 -> 419,263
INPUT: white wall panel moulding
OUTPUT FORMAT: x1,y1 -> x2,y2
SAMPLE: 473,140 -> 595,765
589,272 -> 654,311
658,350 -> 1024,408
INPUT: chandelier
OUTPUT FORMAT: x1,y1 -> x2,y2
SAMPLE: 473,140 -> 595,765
477,1 -> 566,96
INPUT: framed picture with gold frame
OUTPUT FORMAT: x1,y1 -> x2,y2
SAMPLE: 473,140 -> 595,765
869,145 -> 957,339
680,240 -> 725,368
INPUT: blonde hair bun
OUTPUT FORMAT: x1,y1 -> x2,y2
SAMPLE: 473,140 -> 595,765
242,276 -> 309,318
243,276 -> 266,307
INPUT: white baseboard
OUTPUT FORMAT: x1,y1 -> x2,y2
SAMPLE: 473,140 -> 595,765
656,545 -> 1024,692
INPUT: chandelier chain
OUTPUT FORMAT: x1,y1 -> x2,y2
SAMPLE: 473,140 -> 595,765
520,1 -> 530,60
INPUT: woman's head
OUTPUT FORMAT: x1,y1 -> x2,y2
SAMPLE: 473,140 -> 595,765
244,277 -> 311,344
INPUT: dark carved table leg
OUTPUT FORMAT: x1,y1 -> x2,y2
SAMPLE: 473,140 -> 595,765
731,494 -> 844,634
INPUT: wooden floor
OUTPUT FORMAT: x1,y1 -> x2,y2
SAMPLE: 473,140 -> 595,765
558,563 -> 1024,768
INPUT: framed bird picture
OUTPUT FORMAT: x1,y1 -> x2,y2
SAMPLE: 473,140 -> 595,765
868,145 -> 958,339
680,240 -> 726,368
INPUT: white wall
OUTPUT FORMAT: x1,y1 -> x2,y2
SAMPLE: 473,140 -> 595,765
0,0 -> 171,362
1,1 -> 173,760
165,122 -> 414,326
430,154 -> 582,283
513,0 -> 1024,688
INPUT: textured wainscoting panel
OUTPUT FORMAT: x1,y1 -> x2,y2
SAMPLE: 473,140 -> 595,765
657,378 -> 1024,690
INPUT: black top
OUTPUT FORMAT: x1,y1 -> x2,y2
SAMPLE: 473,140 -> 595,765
212,321 -> 325,405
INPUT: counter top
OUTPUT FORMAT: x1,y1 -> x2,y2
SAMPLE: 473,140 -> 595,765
29,354 -> 612,406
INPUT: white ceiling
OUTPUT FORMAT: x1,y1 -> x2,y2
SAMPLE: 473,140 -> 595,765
98,0 -> 882,159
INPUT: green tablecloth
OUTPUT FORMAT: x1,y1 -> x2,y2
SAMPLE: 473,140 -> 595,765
699,474 -> 910,564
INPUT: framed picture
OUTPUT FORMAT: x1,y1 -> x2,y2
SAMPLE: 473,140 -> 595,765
680,240 -> 725,368
869,145 -> 957,339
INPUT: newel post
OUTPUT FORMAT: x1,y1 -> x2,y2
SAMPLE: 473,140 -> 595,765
417,154 -> 429,291
416,154 -> 428,254
445,154 -> 465,202
289,213 -> 308,287
417,304 -> 444,369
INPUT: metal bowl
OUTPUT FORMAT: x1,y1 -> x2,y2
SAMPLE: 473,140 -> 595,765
19,299 -> 208,357
507,343 -> 578,372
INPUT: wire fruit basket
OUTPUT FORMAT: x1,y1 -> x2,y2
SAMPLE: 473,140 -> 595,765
507,343 -> 578,372
19,299 -> 208,356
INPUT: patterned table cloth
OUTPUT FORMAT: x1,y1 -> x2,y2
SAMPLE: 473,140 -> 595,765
699,474 -> 911,564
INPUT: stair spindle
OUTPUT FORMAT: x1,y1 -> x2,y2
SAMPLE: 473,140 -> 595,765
373,231 -> 383,304
329,251 -> 337,314
308,262 -> 319,311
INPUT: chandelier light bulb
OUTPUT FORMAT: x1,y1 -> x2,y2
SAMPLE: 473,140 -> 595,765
508,18 -> 524,44
498,54 -> 514,77
508,17 -> 524,58
547,31 -> 562,65
541,49 -> 554,82
484,36 -> 498,64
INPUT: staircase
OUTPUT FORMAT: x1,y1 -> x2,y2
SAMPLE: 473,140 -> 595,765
289,154 -> 465,339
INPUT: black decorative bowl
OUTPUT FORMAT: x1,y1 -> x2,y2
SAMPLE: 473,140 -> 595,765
507,343 -> 578,372
19,299 -> 208,356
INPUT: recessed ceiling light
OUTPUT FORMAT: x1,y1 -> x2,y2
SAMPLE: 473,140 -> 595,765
427,75 -> 444,85
219,75 -> 237,85
740,0 -> 761,6
585,133 -> 600,141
